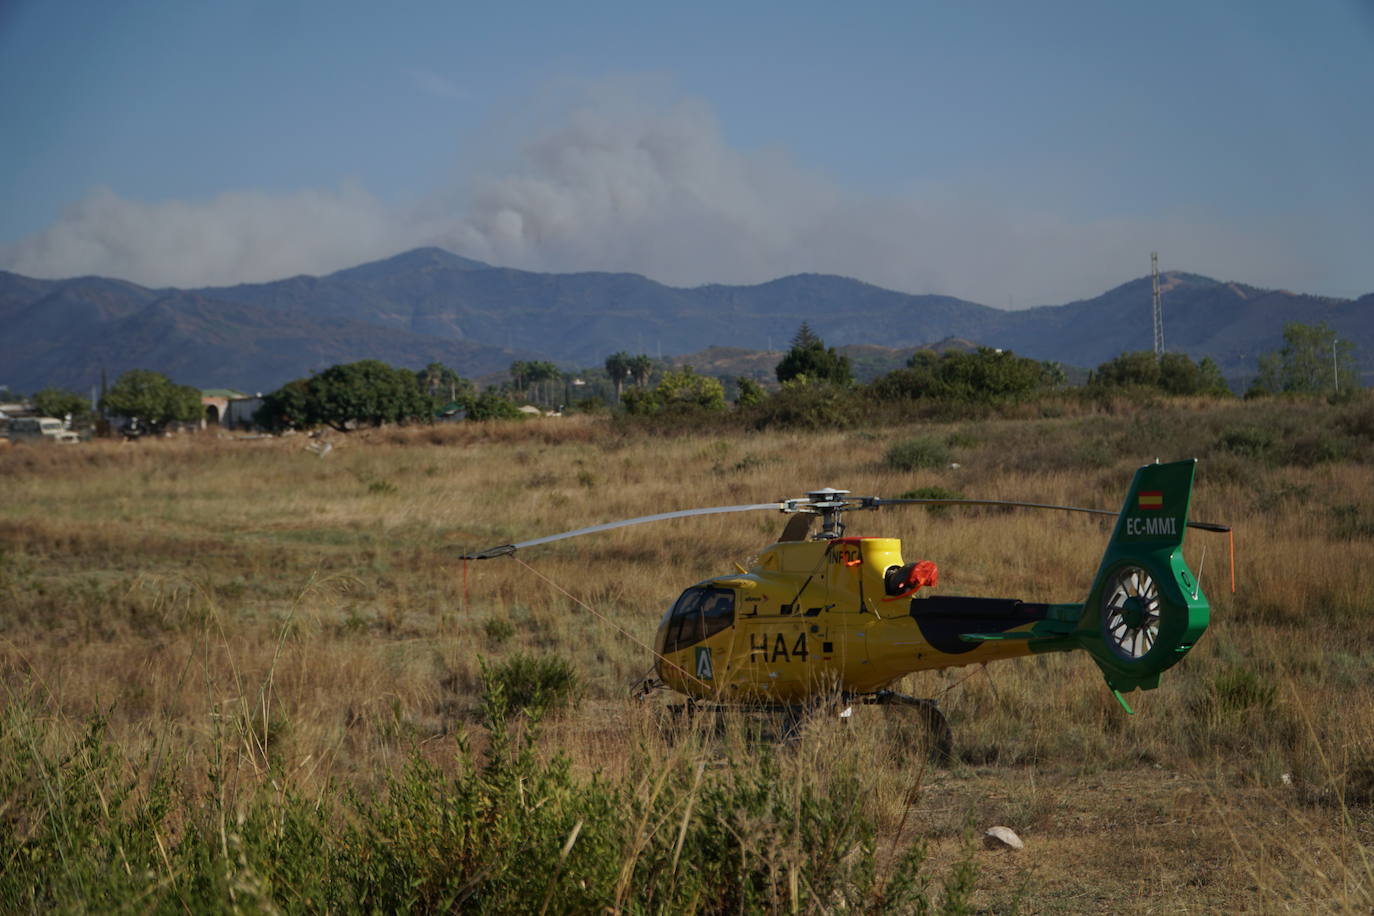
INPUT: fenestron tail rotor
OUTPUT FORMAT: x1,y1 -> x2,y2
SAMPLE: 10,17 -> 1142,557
1101,566 -> 1162,661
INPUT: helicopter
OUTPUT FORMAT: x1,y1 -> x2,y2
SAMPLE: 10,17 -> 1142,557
463,458 -> 1230,751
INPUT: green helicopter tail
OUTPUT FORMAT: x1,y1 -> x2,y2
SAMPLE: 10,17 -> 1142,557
1075,459 -> 1210,699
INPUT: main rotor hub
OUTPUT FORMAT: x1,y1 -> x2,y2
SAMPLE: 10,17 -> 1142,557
806,488 -> 850,507
805,488 -> 852,539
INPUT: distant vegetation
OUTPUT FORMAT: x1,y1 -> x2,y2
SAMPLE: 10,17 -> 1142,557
25,321 -> 1353,437
870,347 -> 1063,405
32,386 -> 94,426
1247,320 -> 1358,399
1087,350 -> 1230,397
254,360 -> 433,432
774,322 -> 854,386
99,369 -> 203,432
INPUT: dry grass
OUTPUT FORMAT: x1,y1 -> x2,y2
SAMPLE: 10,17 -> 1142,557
2,397 -> 1373,911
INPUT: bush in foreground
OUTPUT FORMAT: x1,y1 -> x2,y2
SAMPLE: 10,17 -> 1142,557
0,681 -> 979,914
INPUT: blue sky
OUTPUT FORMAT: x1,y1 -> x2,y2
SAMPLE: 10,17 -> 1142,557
2,0 -> 1371,306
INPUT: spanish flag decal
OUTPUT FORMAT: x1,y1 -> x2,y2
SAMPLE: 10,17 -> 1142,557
1138,490 -> 1164,511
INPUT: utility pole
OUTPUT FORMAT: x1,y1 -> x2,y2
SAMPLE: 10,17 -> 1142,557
1333,338 -> 1340,394
1151,252 -> 1164,359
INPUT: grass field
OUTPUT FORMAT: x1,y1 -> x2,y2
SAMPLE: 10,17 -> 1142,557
3,394 -> 1373,912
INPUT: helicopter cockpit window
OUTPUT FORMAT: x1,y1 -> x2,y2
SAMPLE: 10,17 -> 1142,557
663,587 -> 735,654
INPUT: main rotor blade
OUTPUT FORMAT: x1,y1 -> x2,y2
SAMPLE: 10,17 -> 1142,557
460,502 -> 785,559
869,497 -> 1231,533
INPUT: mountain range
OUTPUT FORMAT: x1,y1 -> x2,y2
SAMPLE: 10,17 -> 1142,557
2,247 -> 1370,395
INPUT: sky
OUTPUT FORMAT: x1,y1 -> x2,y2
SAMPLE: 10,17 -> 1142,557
2,0 -> 1372,308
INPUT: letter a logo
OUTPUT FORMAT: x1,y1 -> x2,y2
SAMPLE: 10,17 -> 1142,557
695,647 -> 713,680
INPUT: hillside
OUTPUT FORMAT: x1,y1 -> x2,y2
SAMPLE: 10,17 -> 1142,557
1,248 -> 1370,394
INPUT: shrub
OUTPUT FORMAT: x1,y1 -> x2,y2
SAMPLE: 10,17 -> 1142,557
655,367 -> 726,411
484,617 -> 515,644
467,390 -> 525,421
1288,432 -> 1348,467
749,383 -> 865,430
0,687 -> 976,913
1090,351 -> 1231,397
1214,425 -> 1277,462
885,436 -> 952,471
483,653 -> 580,716
1212,664 -> 1277,714
1330,504 -> 1374,540
734,376 -> 766,407
620,386 -> 660,416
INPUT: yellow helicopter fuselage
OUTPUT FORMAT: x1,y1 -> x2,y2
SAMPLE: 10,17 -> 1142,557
653,536 -> 1078,703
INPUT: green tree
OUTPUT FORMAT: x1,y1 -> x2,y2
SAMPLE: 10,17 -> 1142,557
791,321 -> 821,349
654,367 -> 726,411
1249,352 -> 1282,397
254,379 -> 312,432
1090,351 -> 1161,389
604,352 -> 633,400
776,324 -> 852,386
1091,351 -> 1231,397
416,362 -> 473,410
619,386 -> 660,415
510,360 -> 561,406
628,354 -> 654,389
871,347 -> 1056,404
1247,321 -> 1357,396
735,376 -> 765,407
868,350 -> 941,400
100,370 -> 203,432
306,360 -> 431,431
1158,353 -> 1230,396
33,387 -> 93,425
466,390 -> 524,421
928,347 -> 1054,403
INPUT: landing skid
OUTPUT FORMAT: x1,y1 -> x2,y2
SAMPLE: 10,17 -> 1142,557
640,689 -> 954,763
862,690 -> 954,763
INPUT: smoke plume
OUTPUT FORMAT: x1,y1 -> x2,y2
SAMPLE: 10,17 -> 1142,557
0,83 -> 1319,305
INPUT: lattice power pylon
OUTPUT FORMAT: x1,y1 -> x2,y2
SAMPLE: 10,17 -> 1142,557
1151,252 -> 1164,358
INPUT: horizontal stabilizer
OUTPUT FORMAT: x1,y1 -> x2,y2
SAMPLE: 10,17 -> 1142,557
960,631 -> 1061,643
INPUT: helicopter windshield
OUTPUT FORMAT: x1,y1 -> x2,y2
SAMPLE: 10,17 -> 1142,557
663,586 -> 735,653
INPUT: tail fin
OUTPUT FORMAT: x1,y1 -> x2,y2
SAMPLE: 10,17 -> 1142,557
1077,459 -> 1210,696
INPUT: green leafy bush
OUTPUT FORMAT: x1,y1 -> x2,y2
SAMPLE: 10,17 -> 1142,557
748,382 -> 865,430
1214,425 -> 1277,461
467,390 -> 525,421
885,436 -> 953,471
1287,432 -> 1348,467
1091,351 -> 1231,397
101,369 -> 204,432
483,653 -> 581,716
870,347 -> 1060,405
484,617 -> 515,644
655,366 -> 726,411
0,685 -> 976,913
